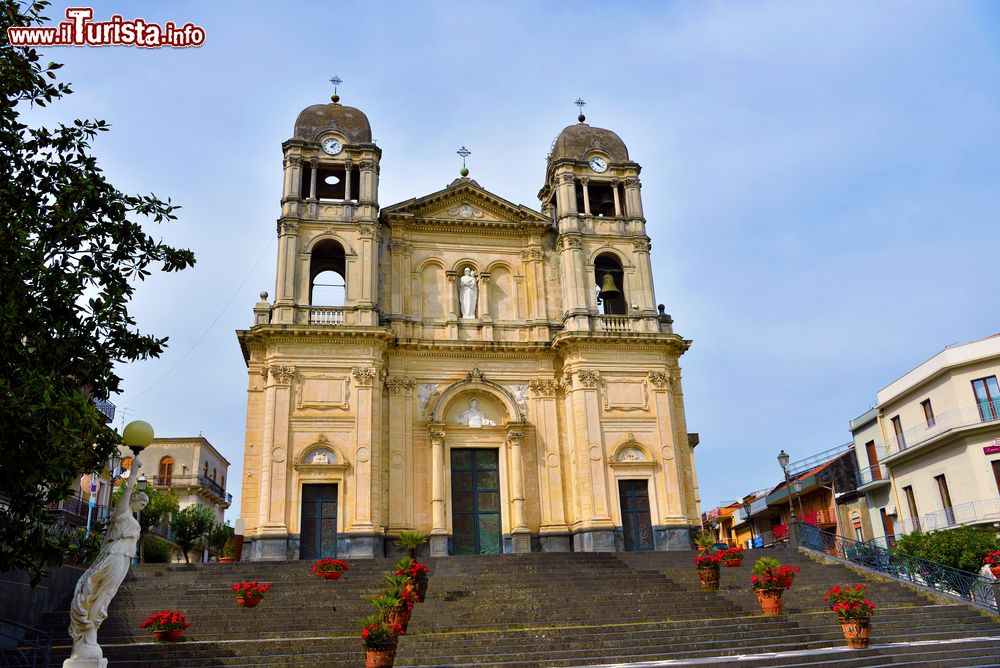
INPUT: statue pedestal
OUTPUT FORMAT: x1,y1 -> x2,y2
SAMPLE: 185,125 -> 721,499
63,658 -> 107,668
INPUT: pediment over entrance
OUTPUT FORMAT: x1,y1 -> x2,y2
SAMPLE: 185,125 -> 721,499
380,178 -> 549,228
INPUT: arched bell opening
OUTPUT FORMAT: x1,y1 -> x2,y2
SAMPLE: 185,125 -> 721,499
309,240 -> 346,305
594,253 -> 627,315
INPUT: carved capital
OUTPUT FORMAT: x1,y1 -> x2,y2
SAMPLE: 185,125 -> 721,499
647,371 -> 671,389
559,173 -> 576,185
359,159 -> 376,171
520,248 -> 543,262
385,375 -> 415,396
506,431 -> 525,447
269,365 -> 295,385
632,237 -> 651,252
577,370 -> 600,388
579,176 -> 590,186
388,239 -> 410,254
429,430 -> 446,446
352,366 -> 379,387
528,378 -> 562,398
287,155 -> 303,167
279,221 -> 299,237
559,234 -> 583,251
624,176 -> 641,189
358,224 -> 379,240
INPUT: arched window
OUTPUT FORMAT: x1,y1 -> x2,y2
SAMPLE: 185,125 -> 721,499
309,240 -> 346,305
211,467 -> 217,481
158,456 -> 174,486
594,253 -> 627,315
121,456 -> 133,472
203,461 -> 208,477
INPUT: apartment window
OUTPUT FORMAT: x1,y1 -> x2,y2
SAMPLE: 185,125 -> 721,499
903,485 -> 919,530
972,376 -> 1000,421
921,399 -> 935,427
158,457 -> 174,487
854,527 -> 864,542
891,416 -> 905,450
935,474 -> 955,526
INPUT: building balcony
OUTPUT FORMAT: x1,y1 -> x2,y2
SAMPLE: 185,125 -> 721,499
49,494 -> 111,526
855,464 -> 891,491
93,398 -> 116,422
885,400 -> 1000,459
801,508 -> 838,527
897,497 -> 1000,535
153,474 -> 232,507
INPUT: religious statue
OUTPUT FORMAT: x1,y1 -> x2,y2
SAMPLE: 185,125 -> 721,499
457,398 -> 495,428
459,267 -> 477,319
65,459 -> 149,667
310,449 -> 331,465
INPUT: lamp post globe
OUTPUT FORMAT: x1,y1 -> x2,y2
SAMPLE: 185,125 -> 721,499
122,420 -> 154,455
777,449 -> 790,472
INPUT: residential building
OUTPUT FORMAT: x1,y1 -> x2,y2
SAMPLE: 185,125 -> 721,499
702,502 -> 740,547
237,93 -> 701,560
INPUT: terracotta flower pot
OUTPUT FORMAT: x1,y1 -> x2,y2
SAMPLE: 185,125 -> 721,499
365,644 -> 396,668
756,590 -> 783,616
237,596 -> 261,608
697,566 -> 720,591
990,565 -> 1000,579
414,578 -> 428,602
723,560 -> 743,568
152,629 -> 184,643
321,570 -> 343,580
840,619 -> 871,649
219,557 -> 234,564
386,606 -> 411,632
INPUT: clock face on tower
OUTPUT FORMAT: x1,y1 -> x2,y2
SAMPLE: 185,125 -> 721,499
321,138 -> 343,155
588,156 -> 608,173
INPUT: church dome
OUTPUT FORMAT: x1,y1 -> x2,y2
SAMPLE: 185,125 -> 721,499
293,103 -> 372,144
549,122 -> 629,163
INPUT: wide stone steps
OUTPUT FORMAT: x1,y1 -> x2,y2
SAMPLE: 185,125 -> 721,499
42,548 -> 1000,667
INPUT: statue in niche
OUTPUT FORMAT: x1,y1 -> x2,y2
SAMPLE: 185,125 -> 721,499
310,449 -> 332,465
66,458 -> 149,666
457,398 -> 495,428
459,267 -> 478,319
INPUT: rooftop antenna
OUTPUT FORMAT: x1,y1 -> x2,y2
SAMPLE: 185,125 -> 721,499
574,97 -> 586,123
329,75 -> 342,104
457,145 -> 471,177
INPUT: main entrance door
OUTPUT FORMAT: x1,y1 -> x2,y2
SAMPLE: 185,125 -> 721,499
451,449 -> 502,554
299,483 -> 338,560
619,479 -> 654,551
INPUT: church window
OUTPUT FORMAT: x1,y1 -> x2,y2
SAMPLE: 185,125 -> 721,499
309,240 -> 346,305
594,253 -> 627,315
158,456 -> 174,486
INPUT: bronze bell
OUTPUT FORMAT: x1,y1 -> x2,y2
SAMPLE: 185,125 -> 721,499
597,273 -> 620,301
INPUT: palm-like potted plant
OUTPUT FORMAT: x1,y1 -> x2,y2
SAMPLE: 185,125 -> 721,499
370,574 -> 416,631
751,557 -> 800,615
694,529 -> 716,552
394,530 -> 429,559
824,585 -> 877,648
138,610 -> 191,643
694,551 -> 724,591
393,556 -> 431,602
312,557 -> 350,580
360,613 -> 404,668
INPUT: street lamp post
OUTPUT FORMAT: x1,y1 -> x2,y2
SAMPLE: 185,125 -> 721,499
741,495 -> 756,548
777,450 -> 796,545
123,420 -> 154,566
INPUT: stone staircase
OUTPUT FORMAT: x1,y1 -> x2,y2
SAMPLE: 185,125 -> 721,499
39,547 -> 1000,667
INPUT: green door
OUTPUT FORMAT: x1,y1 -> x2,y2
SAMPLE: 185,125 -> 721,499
451,449 -> 502,554
299,483 -> 338,560
619,479 -> 654,552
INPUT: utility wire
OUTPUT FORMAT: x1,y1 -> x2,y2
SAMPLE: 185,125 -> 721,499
122,236 -> 274,403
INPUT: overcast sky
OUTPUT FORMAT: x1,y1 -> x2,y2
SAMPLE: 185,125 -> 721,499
27,1 -> 1000,522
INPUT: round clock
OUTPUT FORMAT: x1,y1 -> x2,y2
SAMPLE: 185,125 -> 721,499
589,156 -> 608,173
321,138 -> 343,155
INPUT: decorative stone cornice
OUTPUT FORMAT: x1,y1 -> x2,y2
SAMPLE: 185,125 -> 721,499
352,366 -> 380,387
269,365 -> 295,385
385,375 -> 415,396
577,370 -> 600,388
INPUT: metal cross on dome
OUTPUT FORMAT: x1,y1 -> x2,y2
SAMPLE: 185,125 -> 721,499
329,75 -> 342,94
457,146 -> 471,168
574,98 -> 586,114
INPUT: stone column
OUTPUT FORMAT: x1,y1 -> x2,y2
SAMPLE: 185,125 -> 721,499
557,172 -> 578,215
580,177 -> 591,216
507,429 -> 530,553
569,369 -> 614,552
308,160 -> 318,200
529,378 -> 569,551
344,160 -> 353,201
429,427 -> 449,557
386,376 -> 415,531
631,236 -> 655,316
624,176 -> 643,219
612,179 -> 622,217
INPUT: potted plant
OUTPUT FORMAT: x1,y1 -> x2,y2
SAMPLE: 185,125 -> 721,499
360,614 -> 404,668
312,557 -> 350,580
985,551 -> 1000,578
721,547 -> 745,567
231,580 -> 272,608
393,557 -> 431,602
371,574 -> 416,631
824,584 -> 877,649
138,610 -> 191,643
750,557 -> 799,615
394,530 -> 429,559
694,529 -> 716,552
694,551 -> 724,591
219,537 -> 236,564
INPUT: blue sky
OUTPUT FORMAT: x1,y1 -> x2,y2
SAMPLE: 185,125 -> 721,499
26,1 -> 1000,521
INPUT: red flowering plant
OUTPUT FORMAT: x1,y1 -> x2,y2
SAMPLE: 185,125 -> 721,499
694,551 -> 724,569
393,556 -> 430,582
312,557 -> 350,576
138,610 -> 191,632
984,550 -> 1000,566
824,584 -> 877,622
750,557 -> 800,594
721,547 -> 745,564
359,613 -> 404,650
231,581 -> 272,601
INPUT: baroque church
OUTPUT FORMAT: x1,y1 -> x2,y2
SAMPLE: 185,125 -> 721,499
237,91 -> 701,560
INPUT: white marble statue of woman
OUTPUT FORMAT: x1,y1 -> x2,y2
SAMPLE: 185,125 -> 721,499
459,267 -> 477,319
65,460 -> 148,667
457,398 -> 495,428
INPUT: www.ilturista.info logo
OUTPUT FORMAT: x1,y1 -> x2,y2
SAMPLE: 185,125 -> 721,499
7,8 -> 205,48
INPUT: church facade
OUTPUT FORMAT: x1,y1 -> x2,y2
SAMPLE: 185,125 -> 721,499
237,94 -> 701,560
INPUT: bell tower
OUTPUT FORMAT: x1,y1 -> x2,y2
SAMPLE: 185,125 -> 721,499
271,79 -> 382,327
537,101 -> 656,334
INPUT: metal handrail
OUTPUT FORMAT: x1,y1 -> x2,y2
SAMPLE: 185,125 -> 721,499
0,616 -> 51,667
855,463 -> 889,487
897,497 -> 1000,535
798,524 -> 998,611
786,441 -> 852,476
886,399 -> 1000,456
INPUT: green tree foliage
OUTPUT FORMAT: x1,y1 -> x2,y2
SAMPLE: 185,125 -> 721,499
207,520 -> 234,557
895,526 -> 1000,574
169,505 -> 215,564
142,535 -> 172,564
0,1 -> 195,582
